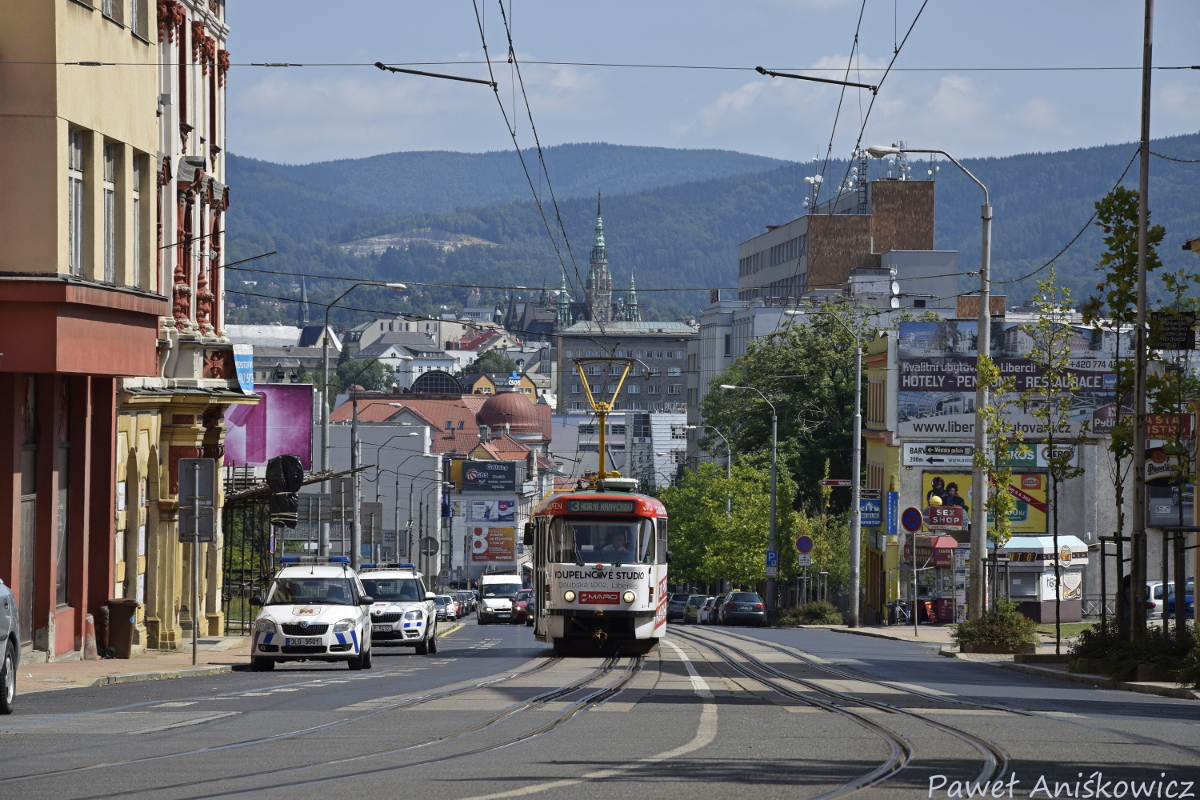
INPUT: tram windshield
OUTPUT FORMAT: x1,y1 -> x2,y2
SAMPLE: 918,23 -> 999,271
551,517 -> 657,565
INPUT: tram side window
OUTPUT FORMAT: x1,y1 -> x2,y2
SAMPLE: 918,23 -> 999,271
656,519 -> 668,565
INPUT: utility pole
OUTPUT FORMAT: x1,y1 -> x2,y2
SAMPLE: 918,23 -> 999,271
849,341 -> 863,628
1131,0 -> 1155,640
350,390 -> 362,570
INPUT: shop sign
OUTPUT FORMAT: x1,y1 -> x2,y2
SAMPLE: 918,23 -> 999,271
902,543 -> 954,568
925,505 -> 966,531
1001,443 -> 1078,469
886,491 -> 898,537
1144,413 -> 1193,438
462,460 -> 517,491
1145,447 -> 1187,481
860,497 -> 882,527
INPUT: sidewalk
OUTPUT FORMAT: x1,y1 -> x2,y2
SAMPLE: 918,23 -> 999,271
17,637 -> 249,696
822,623 -> 1068,658
17,621 -> 468,697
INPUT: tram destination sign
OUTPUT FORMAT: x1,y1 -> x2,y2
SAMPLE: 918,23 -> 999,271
565,499 -> 636,514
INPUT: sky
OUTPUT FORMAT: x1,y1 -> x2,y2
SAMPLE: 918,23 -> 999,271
226,1 -> 1200,166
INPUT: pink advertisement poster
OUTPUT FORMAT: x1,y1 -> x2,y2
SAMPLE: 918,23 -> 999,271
224,384 -> 314,470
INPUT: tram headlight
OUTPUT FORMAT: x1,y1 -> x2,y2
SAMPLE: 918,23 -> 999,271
563,591 -> 576,603
622,591 -> 636,604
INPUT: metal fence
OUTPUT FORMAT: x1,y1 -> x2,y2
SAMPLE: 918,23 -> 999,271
1082,595 -> 1115,620
221,466 -> 276,635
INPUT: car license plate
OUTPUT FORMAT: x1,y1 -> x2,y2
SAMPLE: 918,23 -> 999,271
371,625 -> 391,633
285,637 -> 322,646
498,613 -> 510,617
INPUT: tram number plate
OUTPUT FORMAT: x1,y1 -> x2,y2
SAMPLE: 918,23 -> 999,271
578,592 -> 620,605
285,637 -> 322,646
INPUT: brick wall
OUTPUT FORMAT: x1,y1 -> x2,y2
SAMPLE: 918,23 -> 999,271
807,214 -> 874,291
869,181 -> 935,253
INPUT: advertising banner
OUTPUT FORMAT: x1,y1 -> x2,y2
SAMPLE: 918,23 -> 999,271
898,321 -> 1122,440
471,498 -> 517,521
471,526 -> 515,561
860,497 -> 882,527
225,384 -> 314,470
462,461 -> 517,491
921,471 -> 1048,534
1146,482 -> 1195,528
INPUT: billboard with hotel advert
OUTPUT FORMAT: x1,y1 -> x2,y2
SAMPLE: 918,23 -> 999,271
897,320 -> 1123,440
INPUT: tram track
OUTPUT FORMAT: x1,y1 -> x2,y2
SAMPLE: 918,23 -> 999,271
670,630 -> 914,800
701,627 -> 1200,763
165,654 -> 646,800
674,628 -> 1009,792
0,655 -> 564,788
51,654 -> 641,800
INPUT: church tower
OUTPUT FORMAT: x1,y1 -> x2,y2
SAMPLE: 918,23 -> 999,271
625,273 -> 641,322
297,277 -> 311,327
556,272 -> 571,327
585,192 -> 612,323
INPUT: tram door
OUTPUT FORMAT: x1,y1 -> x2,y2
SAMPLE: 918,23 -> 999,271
532,517 -> 549,641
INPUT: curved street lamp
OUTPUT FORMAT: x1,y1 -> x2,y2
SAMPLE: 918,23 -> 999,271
687,424 -> 733,516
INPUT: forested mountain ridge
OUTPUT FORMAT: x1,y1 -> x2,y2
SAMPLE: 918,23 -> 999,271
225,134 -> 1200,327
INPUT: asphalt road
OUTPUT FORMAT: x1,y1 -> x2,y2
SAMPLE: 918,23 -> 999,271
3,616 -> 1199,800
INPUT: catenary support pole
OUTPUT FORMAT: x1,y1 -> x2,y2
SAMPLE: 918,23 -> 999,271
768,410 -> 778,619
1131,0 -> 1154,641
849,341 -> 863,627
970,201 -> 993,620
351,392 -> 362,570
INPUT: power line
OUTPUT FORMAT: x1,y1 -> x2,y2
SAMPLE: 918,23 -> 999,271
1150,150 -> 1200,164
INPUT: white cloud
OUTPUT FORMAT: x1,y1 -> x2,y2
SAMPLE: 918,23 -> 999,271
700,81 -> 765,127
925,75 -> 988,128
1020,98 -> 1058,132
1160,83 -> 1200,124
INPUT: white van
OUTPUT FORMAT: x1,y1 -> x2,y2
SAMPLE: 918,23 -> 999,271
478,574 -> 524,625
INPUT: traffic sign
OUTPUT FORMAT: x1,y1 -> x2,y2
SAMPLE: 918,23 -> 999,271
900,507 -> 924,533
821,479 -> 852,487
766,550 -> 778,568
860,489 -> 881,500
925,505 -> 967,531
795,535 -> 814,553
902,443 -> 974,468
766,566 -> 779,577
796,553 -> 812,567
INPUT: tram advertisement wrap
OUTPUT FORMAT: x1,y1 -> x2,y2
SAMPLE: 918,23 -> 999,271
550,565 -> 661,609
472,526 -> 515,561
922,472 -> 1048,533
898,320 -> 1122,439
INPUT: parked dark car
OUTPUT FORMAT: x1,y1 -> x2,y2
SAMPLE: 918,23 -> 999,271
1,577 -> 18,714
719,592 -> 767,627
667,593 -> 692,623
1168,577 -> 1194,620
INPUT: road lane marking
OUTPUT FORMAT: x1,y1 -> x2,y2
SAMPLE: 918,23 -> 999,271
151,702 -> 198,708
127,712 -> 241,735
458,641 -> 716,800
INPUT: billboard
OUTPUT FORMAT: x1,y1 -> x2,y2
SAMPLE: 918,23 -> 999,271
224,384 -> 314,470
471,526 -> 515,562
921,471 -> 1048,534
472,499 -> 517,521
1146,482 -> 1194,528
898,320 -> 1122,440
462,460 -> 517,491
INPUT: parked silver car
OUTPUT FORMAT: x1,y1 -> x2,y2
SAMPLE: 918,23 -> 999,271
1,577 -> 19,714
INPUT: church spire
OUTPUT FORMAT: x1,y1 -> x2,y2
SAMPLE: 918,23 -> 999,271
625,272 -> 641,322
590,191 -> 606,263
556,272 -> 571,326
298,277 -> 311,327
585,190 -> 612,322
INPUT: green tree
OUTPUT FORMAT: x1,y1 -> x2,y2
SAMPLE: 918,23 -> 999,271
699,302 -> 869,510
461,349 -> 519,376
973,354 -> 1028,610
1081,186 -> 1165,639
1020,268 -> 1089,654
329,356 -> 395,408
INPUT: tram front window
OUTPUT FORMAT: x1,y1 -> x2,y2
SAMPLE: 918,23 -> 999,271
552,518 -> 656,565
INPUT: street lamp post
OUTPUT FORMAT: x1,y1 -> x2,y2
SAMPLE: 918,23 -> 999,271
373,432 -> 421,501
318,281 -> 405,556
867,145 -> 992,622
719,384 -> 777,619
686,425 -> 732,516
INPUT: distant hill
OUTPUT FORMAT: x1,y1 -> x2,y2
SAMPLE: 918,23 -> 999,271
235,143 -> 789,217
225,135 -> 1200,327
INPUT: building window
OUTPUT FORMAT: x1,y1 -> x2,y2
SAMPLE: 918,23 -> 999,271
635,350 -> 644,359
68,130 -> 84,276
103,143 -> 116,282
667,384 -> 681,395
656,351 -> 664,359
610,425 -> 625,435
131,156 -> 140,288
102,0 -> 114,18
571,384 -> 580,394
587,365 -> 602,376
626,384 -> 640,394
130,0 -> 141,36
667,367 -> 681,377
571,402 -> 581,410
585,350 -> 596,357
675,351 -> 683,359
647,385 -> 661,395
724,334 -> 731,356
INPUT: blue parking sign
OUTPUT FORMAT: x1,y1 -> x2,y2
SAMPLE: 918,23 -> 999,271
765,550 -> 778,567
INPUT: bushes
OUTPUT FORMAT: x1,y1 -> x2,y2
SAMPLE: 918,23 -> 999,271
774,601 -> 843,627
1070,624 -> 1197,683
952,598 -> 1038,650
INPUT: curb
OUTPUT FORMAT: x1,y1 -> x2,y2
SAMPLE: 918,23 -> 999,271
997,662 -> 1200,701
828,627 -> 948,646
437,622 -> 465,638
89,664 -> 234,687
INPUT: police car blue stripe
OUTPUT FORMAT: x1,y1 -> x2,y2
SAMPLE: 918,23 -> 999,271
350,630 -> 359,653
336,633 -> 345,645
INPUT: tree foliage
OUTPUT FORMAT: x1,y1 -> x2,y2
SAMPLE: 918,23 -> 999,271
461,350 -> 518,376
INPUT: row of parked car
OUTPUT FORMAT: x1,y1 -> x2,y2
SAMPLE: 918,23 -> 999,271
667,592 -> 767,627
433,591 -> 478,622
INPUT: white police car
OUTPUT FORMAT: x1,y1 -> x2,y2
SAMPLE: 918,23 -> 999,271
359,563 -> 439,655
250,556 -> 373,671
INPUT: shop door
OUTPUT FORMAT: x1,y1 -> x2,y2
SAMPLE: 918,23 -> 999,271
19,497 -> 35,646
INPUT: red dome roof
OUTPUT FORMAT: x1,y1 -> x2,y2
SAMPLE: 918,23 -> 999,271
478,389 -> 542,433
